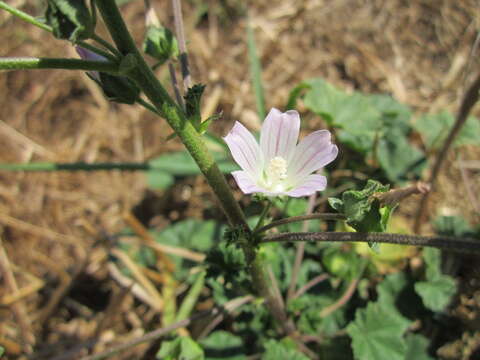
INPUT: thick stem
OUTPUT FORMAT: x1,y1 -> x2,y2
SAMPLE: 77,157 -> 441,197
263,231 -> 480,254
0,57 -> 119,73
95,0 -> 294,337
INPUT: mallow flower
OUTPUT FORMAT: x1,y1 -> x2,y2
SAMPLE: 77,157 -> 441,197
224,108 -> 338,197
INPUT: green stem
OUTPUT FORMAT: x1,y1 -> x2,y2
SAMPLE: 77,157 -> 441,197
91,34 -> 121,57
96,0 -> 295,337
0,162 -> 148,172
137,98 -> 161,116
0,57 -> 119,73
253,200 -> 272,232
0,1 -> 51,31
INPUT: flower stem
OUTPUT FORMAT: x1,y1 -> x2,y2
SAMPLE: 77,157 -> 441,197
253,200 -> 273,232
263,231 -> 480,254
0,1 -> 51,31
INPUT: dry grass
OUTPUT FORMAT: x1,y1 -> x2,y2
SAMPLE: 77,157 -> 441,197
0,0 -> 479,358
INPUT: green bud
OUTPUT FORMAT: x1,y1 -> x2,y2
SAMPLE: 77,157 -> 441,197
142,26 -> 179,66
45,0 -> 94,42
94,73 -> 140,105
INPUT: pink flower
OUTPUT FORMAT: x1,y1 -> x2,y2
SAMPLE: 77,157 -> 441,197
224,108 -> 338,197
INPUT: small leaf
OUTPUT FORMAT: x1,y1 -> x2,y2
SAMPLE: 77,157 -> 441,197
262,339 -> 309,360
143,25 -> 179,65
433,215 -> 475,237
157,336 -> 204,360
184,84 -> 206,129
46,0 -> 94,42
199,331 -> 246,360
414,248 -> 457,312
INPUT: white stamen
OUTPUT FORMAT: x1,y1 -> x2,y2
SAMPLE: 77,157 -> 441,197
264,156 -> 288,191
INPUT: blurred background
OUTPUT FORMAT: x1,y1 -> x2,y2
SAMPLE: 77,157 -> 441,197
0,0 -> 479,359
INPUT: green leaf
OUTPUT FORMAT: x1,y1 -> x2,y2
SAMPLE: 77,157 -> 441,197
433,215 -> 475,237
45,0 -> 94,42
347,301 -> 411,360
143,25 -> 179,65
0,346 -> 4,356
376,272 -> 408,305
329,180 -> 390,233
146,171 -> 174,189
413,111 -> 480,150
415,277 -> 456,312
262,339 -> 309,360
155,219 -> 219,252
414,248 -> 457,312
322,246 -> 364,281
377,127 -> 426,183
157,336 -> 204,360
200,331 -> 246,360
404,334 -> 434,360
303,79 -> 382,153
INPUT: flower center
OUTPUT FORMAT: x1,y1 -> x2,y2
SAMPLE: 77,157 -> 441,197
263,156 -> 288,191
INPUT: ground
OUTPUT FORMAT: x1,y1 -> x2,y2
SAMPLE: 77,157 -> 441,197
0,0 -> 479,359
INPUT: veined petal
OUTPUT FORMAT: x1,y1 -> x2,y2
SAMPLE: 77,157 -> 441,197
231,171 -> 266,194
285,174 -> 327,197
289,130 -> 338,180
223,122 -> 262,177
260,108 -> 300,162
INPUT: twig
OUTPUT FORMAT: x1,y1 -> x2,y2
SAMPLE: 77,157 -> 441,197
172,0 -> 191,90
80,297 -> 253,360
287,194 -> 317,302
255,213 -> 345,234
414,70 -> 480,232
293,274 -> 330,300
263,232 -> 480,254
168,62 -> 185,109
0,238 -> 35,351
197,295 -> 254,339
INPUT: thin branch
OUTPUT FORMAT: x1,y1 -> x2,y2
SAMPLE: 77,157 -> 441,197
414,70 -> 480,232
168,62 -> 185,109
263,232 -> 480,254
172,0 -> 191,90
0,57 -> 119,73
255,213 -> 345,234
293,273 -> 330,299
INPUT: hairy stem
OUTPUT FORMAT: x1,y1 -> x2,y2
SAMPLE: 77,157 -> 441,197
263,232 -> 480,254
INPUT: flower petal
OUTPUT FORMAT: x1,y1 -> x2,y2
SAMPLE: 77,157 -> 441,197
288,130 -> 338,181
231,171 -> 266,194
285,174 -> 327,197
76,46 -> 107,62
260,108 -> 300,162
224,122 -> 262,177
